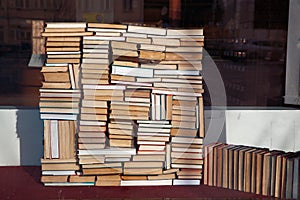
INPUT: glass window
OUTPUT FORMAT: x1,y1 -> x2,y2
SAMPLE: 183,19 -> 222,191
123,0 -> 132,11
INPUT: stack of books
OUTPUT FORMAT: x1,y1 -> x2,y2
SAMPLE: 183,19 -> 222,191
40,22 -> 97,186
204,143 -> 300,199
38,22 -> 205,186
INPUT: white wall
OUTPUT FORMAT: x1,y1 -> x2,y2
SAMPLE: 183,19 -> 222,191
0,108 -> 43,166
0,108 -> 299,166
225,109 -> 300,152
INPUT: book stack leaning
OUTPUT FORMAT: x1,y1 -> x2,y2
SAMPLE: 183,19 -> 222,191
38,22 -> 205,186
204,143 -> 300,199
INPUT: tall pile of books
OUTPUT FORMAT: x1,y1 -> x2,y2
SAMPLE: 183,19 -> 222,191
39,22 -> 97,186
204,143 -> 300,199
38,22 -> 205,186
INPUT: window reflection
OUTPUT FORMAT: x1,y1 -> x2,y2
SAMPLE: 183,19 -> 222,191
0,0 -> 289,107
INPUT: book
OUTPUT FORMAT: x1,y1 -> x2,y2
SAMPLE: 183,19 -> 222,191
128,25 -> 167,36
173,179 -> 200,185
120,179 -> 172,186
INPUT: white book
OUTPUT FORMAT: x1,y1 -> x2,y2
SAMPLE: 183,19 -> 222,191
79,120 -> 106,126
120,180 -> 172,186
165,144 -> 171,169
112,66 -> 153,78
137,120 -> 169,124
167,29 -> 203,36
140,44 -> 166,52
137,132 -> 170,137
151,93 -> 155,120
138,127 -> 170,133
137,141 -> 166,145
42,170 -> 76,176
78,148 -> 136,156
138,124 -> 172,128
138,145 -> 166,151
40,93 -> 81,98
41,114 -> 77,120
39,108 -> 79,115
50,120 -> 59,159
172,179 -> 201,185
125,97 -> 151,103
105,157 -> 131,162
39,89 -> 81,93
83,84 -> 126,90
111,101 -> 151,107
44,182 -> 94,186
68,64 -> 76,89
84,36 -> 125,41
46,22 -> 87,29
155,94 -> 161,120
196,105 -> 199,129
173,96 -> 197,101
154,70 -> 199,76
136,77 -> 161,83
111,80 -> 152,87
152,89 -> 202,97
161,94 -> 166,120
128,25 -> 166,36
122,32 -> 148,38
171,164 -> 203,169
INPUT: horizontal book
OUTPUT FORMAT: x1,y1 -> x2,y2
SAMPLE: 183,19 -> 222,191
41,175 -> 68,183
88,28 -> 126,33
69,175 -> 96,183
123,168 -> 163,175
167,29 -> 204,36
132,155 -> 166,162
122,32 -> 148,38
126,37 -> 151,44
140,44 -> 166,52
42,170 -> 76,176
46,22 -> 87,29
120,179 -> 172,186
40,114 -> 77,120
88,23 -> 127,29
78,148 -> 136,156
151,38 -> 180,46
171,164 -> 203,169
83,84 -> 126,90
124,161 -> 164,168
172,179 -> 201,185
128,25 -> 166,36
112,65 -> 154,78
44,182 -> 95,186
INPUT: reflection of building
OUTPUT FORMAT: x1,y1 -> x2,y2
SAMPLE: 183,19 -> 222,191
206,0 -> 288,60
0,0 -> 76,105
0,0 -> 76,48
75,0 -> 144,24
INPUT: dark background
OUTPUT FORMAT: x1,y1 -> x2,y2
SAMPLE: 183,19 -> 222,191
0,0 -> 290,107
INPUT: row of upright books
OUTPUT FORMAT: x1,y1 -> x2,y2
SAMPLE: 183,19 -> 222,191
204,143 -> 300,199
38,22 -> 205,186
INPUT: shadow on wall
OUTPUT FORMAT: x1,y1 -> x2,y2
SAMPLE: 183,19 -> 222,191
16,108 -> 43,166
